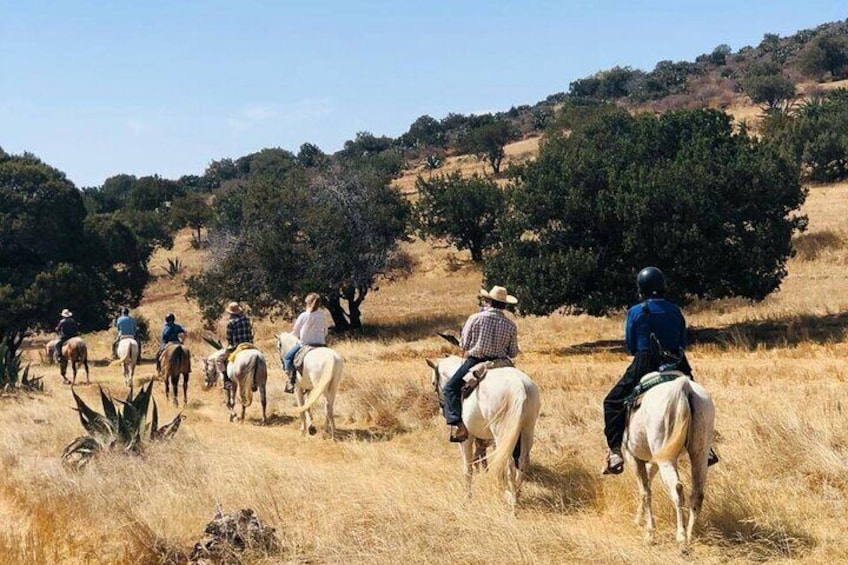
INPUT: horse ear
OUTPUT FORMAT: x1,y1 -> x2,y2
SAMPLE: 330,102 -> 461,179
426,359 -> 437,369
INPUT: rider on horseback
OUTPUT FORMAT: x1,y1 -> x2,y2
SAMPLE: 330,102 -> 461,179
54,309 -> 80,362
112,307 -> 138,359
443,285 -> 520,443
157,313 -> 187,373
282,293 -> 328,394
603,267 -> 717,475
215,302 -> 254,391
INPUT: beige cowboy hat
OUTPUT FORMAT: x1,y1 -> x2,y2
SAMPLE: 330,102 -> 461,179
61,309 -> 73,318
480,285 -> 518,305
226,302 -> 242,315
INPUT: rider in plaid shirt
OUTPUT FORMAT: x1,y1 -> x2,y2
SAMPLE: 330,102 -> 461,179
215,302 -> 254,389
443,285 -> 520,442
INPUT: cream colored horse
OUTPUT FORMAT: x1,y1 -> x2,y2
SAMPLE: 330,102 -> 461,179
215,348 -> 269,424
624,373 -> 715,546
276,332 -> 343,438
116,337 -> 139,391
427,355 -> 541,507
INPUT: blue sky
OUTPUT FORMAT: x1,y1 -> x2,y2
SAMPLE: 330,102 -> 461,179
2,1 -> 846,187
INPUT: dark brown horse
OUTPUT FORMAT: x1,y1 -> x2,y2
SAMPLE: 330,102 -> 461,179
160,343 -> 191,406
60,337 -> 90,385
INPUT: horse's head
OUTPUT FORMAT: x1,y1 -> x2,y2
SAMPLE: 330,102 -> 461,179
426,358 -> 445,401
276,332 -> 297,356
202,355 -> 218,388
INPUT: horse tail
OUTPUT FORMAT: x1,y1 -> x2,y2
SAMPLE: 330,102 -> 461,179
653,377 -> 691,462
486,379 -> 528,485
167,344 -> 183,377
294,354 -> 338,414
240,353 -> 260,407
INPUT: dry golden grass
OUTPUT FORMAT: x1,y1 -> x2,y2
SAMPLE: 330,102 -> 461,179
4,161 -> 848,561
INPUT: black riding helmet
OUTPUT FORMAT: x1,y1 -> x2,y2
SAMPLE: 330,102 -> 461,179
637,267 -> 665,298
121,307 -> 130,316
165,312 -> 176,323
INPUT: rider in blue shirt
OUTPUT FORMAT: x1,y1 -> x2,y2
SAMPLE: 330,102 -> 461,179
603,267 -> 716,475
156,313 -> 186,372
112,307 -> 138,359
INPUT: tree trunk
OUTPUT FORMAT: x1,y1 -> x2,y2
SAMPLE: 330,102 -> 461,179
326,292 -> 350,332
340,285 -> 367,330
470,245 -> 483,263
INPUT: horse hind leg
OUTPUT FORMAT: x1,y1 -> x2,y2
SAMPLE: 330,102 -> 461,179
182,372 -> 189,406
687,446 -> 709,543
83,358 -> 90,384
260,384 -> 267,425
657,461 -> 686,545
324,389 -> 337,440
633,459 -> 656,544
460,438 -> 474,500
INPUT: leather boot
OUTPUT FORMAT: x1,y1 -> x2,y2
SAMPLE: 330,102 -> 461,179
284,367 -> 296,394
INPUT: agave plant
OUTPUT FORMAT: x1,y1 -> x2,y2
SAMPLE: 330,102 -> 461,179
162,256 -> 184,278
0,337 -> 43,392
62,381 -> 184,470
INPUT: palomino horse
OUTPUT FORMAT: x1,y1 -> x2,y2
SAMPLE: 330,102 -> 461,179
159,343 -> 191,406
427,355 -> 541,507
116,337 -> 139,391
624,373 -> 715,546
203,349 -> 268,424
60,337 -> 90,385
276,332 -> 344,438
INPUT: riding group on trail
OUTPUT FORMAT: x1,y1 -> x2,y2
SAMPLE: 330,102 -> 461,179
49,267 -> 717,545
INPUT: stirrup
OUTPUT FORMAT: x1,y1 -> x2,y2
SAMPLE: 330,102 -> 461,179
603,450 -> 625,475
449,424 -> 468,443
708,447 -> 719,467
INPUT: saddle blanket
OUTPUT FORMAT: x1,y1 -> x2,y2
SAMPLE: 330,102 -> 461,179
625,370 -> 688,408
461,358 -> 515,399
228,342 -> 255,364
293,344 -> 326,374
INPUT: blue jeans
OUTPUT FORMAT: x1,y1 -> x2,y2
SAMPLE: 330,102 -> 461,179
283,343 -> 301,371
442,356 -> 485,425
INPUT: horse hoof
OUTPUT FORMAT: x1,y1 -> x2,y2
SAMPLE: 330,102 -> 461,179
308,425 -> 317,436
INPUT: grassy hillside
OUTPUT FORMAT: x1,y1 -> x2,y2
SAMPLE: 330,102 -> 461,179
1,172 -> 846,563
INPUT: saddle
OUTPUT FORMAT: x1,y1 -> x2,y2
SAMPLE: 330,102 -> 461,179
227,342 -> 255,364
624,370 -> 688,409
293,345 -> 325,372
461,358 -> 514,399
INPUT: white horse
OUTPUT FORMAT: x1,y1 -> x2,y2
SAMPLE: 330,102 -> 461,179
276,332 -> 344,438
427,355 -> 541,507
116,337 -> 139,391
221,349 -> 268,424
624,373 -> 715,546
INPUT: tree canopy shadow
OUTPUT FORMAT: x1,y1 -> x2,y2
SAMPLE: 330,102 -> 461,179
556,311 -> 848,356
251,413 -> 296,427
337,313 -> 468,343
331,427 -> 400,443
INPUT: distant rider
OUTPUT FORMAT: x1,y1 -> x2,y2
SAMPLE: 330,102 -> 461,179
282,293 -> 328,393
214,302 -> 254,390
157,313 -> 187,372
54,309 -> 80,363
112,307 -> 138,359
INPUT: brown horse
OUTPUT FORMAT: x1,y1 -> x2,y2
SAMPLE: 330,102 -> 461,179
60,337 -> 90,385
160,343 -> 191,406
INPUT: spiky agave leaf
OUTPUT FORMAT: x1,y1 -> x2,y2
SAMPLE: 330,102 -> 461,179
150,397 -> 159,440
113,398 -> 144,453
61,436 -> 106,470
99,386 -> 120,431
155,413 -> 185,441
71,388 -> 116,441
